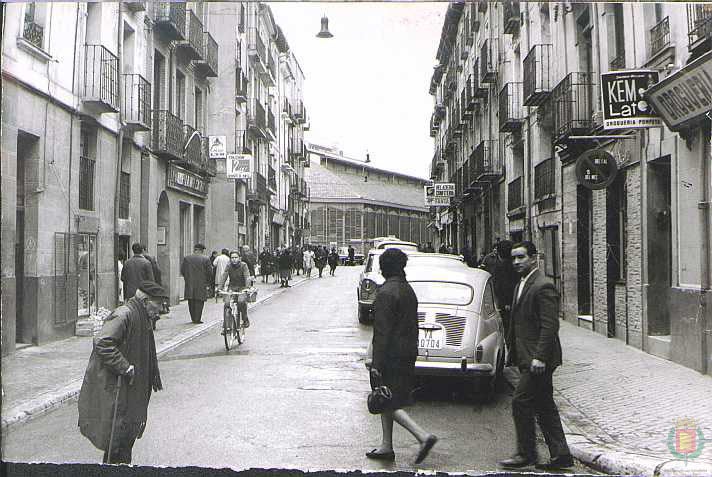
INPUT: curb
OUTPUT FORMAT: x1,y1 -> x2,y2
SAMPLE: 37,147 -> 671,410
1,276 -> 310,431
502,367 -> 712,477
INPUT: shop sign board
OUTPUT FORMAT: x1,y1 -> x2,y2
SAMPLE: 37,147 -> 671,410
601,70 -> 661,130
208,135 -> 227,159
424,185 -> 451,206
167,164 -> 208,197
226,154 -> 252,180
575,150 -> 618,190
644,50 -> 712,132
434,183 -> 456,196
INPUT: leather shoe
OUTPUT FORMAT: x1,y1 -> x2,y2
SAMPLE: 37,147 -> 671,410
414,435 -> 438,464
535,454 -> 574,471
366,449 -> 395,461
498,454 -> 537,469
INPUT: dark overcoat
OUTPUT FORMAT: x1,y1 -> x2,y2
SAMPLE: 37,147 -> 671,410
180,253 -> 212,301
508,269 -> 563,369
120,255 -> 154,300
371,276 -> 419,371
78,300 -> 162,451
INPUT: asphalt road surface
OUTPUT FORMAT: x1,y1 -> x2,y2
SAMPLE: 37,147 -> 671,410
3,266 -> 598,474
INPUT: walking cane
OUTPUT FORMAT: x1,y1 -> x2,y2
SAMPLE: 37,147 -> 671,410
106,374 -> 122,464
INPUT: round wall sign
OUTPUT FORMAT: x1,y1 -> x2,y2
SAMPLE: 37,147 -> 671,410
575,149 -> 618,190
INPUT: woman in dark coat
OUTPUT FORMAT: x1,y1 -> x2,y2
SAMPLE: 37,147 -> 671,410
315,246 -> 328,278
327,248 -> 339,276
367,248 -> 438,464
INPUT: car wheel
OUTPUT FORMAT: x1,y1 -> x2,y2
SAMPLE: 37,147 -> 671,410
358,304 -> 371,324
472,351 -> 503,403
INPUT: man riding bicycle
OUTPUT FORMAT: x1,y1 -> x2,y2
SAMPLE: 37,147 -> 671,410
217,250 -> 253,331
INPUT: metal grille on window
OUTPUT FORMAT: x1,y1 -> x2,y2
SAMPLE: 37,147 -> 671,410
79,130 -> 95,211
534,158 -> 555,201
119,172 -> 130,219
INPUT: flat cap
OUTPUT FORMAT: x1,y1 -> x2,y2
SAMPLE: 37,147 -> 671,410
138,280 -> 169,298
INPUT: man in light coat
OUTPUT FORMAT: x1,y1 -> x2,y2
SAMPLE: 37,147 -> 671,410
78,280 -> 167,464
180,243 -> 213,324
213,248 -> 231,291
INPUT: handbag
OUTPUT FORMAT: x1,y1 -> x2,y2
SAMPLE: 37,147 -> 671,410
367,368 -> 392,414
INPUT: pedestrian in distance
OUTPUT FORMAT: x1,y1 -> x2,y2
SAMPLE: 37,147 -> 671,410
293,246 -> 303,276
438,243 -> 448,254
241,245 -> 257,278
278,248 -> 293,287
315,246 -> 328,278
258,247 -> 273,283
490,240 -> 518,348
423,242 -> 435,253
78,280 -> 167,464
499,241 -> 573,471
479,243 -> 499,274
120,243 -> 155,301
348,245 -> 355,266
367,248 -> 438,464
271,248 -> 280,284
327,247 -> 339,276
141,246 -> 166,325
117,252 -> 125,305
180,243 -> 213,324
303,246 -> 315,278
213,248 -> 231,295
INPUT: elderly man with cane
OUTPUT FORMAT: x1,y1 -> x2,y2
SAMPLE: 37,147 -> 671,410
78,280 -> 167,464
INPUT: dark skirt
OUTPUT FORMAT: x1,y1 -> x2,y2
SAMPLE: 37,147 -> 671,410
371,359 -> 416,410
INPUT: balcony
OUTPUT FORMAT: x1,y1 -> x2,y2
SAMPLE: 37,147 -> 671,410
472,140 -> 502,182
236,130 -> 251,154
507,177 -> 525,215
688,4 -> 712,53
263,54 -> 277,87
499,82 -> 524,132
201,137 -> 216,177
22,19 -> 44,50
267,108 -> 276,141
82,44 -> 119,113
194,31 -> 218,77
153,2 -> 186,41
283,98 -> 293,122
177,10 -> 203,60
429,115 -> 439,138
235,67 -> 248,104
256,172 -> 270,201
480,39 -> 498,84
248,102 -> 267,139
294,101 -> 308,124
453,102 -> 463,137
152,110 -> 184,160
609,53 -> 626,70
464,75 -> 476,112
122,73 -> 151,131
552,72 -> 594,143
179,124 -> 205,173
248,28 -> 268,75
649,16 -> 671,58
473,59 -> 489,99
125,1 -> 146,12
503,1 -> 520,34
523,44 -> 553,106
268,166 -> 277,192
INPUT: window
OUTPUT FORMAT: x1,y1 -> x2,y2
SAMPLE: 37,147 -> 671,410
176,71 -> 185,120
410,282 -> 474,306
534,158 -> 555,201
482,281 -> 496,314
609,4 -> 626,69
22,3 -> 45,50
542,227 -> 560,279
194,87 -> 203,132
119,172 -> 130,219
79,126 -> 96,211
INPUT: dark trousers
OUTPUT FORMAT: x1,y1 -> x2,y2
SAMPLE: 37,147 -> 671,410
329,265 -> 336,275
512,368 -> 570,459
188,299 -> 205,323
102,434 -> 137,464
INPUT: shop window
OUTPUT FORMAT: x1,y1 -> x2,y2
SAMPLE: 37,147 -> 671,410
77,233 -> 98,317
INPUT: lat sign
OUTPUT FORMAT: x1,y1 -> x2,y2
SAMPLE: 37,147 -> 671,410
424,185 -> 450,206
226,154 -> 252,180
601,70 -> 661,130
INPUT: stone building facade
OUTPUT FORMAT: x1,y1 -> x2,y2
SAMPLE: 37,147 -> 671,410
429,2 -> 712,375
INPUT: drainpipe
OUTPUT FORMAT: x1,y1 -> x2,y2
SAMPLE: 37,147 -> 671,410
700,125 -> 711,375
113,3 -> 125,307
641,130 -> 649,352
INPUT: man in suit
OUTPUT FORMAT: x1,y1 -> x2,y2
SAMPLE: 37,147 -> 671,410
180,243 -> 213,324
499,241 -> 573,471
120,243 -> 155,301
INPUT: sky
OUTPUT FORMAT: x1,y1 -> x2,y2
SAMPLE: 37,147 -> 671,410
269,2 -> 447,180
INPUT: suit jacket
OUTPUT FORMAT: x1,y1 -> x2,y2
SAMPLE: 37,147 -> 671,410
508,269 -> 562,370
180,253 -> 213,301
120,255 -> 155,300
143,254 -> 162,286
371,276 -> 419,371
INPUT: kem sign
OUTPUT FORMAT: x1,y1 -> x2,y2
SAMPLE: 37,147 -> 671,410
601,70 -> 661,130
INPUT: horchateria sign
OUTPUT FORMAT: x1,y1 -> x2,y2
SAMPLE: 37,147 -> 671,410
600,70 -> 661,130
645,50 -> 712,132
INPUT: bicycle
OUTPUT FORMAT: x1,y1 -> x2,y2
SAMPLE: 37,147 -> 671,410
217,289 -> 249,350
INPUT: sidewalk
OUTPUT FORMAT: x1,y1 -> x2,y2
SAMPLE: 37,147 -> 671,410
1,274 -> 309,430
504,319 -> 712,477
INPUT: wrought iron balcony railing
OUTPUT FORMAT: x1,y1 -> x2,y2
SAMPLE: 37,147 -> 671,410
688,4 -> 712,51
248,102 -> 267,139
181,124 -> 205,172
480,38 -> 498,84
235,67 -> 248,103
266,55 -> 277,86
453,101 -> 463,136
552,72 -> 594,142
83,44 -> 120,113
507,176 -> 524,212
22,20 -> 44,50
153,2 -> 186,41
177,10 -> 204,60
464,75 -> 476,112
283,98 -> 293,118
503,1 -> 520,34
256,172 -> 269,201
499,82 -> 524,132
122,73 -> 151,131
650,16 -> 670,57
194,31 -> 218,77
248,28 -> 268,74
267,108 -> 276,140
236,129 -> 251,154
268,166 -> 277,191
610,53 -> 626,70
152,110 -> 184,160
473,139 -> 502,182
523,44 -> 553,106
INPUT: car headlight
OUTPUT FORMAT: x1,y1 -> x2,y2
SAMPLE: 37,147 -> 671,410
361,279 -> 378,300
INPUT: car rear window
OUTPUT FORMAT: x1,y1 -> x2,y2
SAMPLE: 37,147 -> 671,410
367,254 -> 464,273
409,281 -> 474,306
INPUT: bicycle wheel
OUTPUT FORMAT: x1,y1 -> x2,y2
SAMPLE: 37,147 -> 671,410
223,307 -> 233,351
235,306 -> 245,344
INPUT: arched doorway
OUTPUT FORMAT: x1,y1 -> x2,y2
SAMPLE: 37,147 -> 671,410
157,191 -> 171,301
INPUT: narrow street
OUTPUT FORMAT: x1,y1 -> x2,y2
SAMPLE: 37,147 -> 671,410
3,266 -> 595,473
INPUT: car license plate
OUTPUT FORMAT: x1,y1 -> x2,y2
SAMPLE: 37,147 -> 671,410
418,327 -> 444,350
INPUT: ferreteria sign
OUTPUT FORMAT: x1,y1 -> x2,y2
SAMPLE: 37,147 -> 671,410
645,50 -> 712,132
167,164 -> 208,197
601,70 -> 661,129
